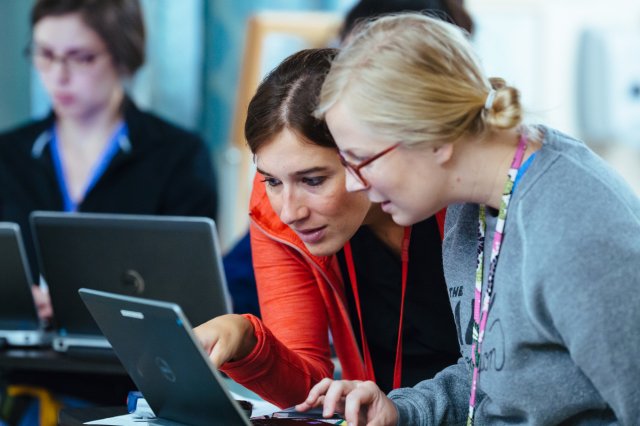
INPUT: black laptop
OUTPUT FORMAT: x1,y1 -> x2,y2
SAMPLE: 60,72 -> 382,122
79,289 -> 336,426
31,211 -> 232,352
0,222 -> 52,346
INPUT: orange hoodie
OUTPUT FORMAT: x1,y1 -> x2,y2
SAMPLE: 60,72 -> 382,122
220,175 -> 445,408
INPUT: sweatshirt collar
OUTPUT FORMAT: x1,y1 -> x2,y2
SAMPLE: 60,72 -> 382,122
30,96 -> 136,160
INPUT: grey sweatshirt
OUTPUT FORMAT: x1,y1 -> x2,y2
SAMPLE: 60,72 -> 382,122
389,126 -> 640,425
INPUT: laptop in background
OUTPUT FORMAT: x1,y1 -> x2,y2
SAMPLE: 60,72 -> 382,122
0,223 -> 52,346
31,211 -> 232,352
78,288 -> 252,426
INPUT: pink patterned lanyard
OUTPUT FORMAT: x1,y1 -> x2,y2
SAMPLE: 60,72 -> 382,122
467,132 -> 528,425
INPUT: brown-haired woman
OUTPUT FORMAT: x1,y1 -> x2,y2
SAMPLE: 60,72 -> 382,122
194,48 -> 460,409
0,0 -> 218,311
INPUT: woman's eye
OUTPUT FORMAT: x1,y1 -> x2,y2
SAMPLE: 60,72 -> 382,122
352,154 -> 369,163
71,52 -> 98,65
343,152 -> 367,163
302,176 -> 326,187
41,50 -> 55,61
261,177 -> 281,187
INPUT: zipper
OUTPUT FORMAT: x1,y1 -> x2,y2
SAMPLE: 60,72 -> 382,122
250,217 -> 366,371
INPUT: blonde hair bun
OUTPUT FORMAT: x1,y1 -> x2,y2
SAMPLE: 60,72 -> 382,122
484,78 -> 522,130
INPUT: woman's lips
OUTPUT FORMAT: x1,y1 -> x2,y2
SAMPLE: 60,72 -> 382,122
381,201 -> 392,213
54,93 -> 75,106
295,226 -> 327,244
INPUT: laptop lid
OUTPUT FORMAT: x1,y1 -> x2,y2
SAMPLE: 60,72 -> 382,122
0,223 -> 51,346
78,288 -> 252,426
31,211 -> 231,351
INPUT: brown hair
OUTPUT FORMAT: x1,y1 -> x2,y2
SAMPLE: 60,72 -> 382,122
340,0 -> 473,41
31,0 -> 145,76
245,48 -> 338,154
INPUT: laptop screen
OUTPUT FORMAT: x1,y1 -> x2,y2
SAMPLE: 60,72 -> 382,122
31,212 -> 231,339
0,223 -> 40,331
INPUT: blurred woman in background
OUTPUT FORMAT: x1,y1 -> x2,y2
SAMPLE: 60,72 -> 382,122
0,0 -> 218,418
0,0 -> 218,312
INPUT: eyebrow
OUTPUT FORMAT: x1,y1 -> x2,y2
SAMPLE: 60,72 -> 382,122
256,166 -> 331,177
33,42 -> 97,55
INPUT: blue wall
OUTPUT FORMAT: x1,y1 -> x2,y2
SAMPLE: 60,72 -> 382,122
0,0 -> 33,131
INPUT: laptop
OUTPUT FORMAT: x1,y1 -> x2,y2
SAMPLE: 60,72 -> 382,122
31,211 -> 232,352
0,223 -> 52,346
79,288 -> 255,425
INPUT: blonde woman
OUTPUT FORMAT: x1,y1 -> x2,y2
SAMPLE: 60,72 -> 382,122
296,13 -> 640,425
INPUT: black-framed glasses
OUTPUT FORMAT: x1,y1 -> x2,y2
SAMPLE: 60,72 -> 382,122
337,142 -> 400,188
24,44 -> 106,73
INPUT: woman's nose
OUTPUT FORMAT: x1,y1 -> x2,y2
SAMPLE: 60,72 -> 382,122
279,193 -> 310,225
49,60 -> 72,85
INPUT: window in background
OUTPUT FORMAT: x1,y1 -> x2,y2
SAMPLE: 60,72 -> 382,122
467,0 -> 640,195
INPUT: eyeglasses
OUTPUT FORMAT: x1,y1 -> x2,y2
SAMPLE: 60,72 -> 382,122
337,142 -> 400,188
25,45 -> 106,73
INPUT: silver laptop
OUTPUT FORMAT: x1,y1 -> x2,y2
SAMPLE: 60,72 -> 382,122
78,288 -> 252,426
31,211 -> 232,352
0,222 -> 52,346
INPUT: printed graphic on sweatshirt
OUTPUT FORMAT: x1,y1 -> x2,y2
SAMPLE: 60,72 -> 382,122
450,289 -> 505,373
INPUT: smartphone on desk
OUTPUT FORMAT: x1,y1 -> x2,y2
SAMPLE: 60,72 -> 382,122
252,419 -> 343,425
272,406 -> 343,420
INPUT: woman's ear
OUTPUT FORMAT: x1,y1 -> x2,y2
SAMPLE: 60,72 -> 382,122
432,143 -> 454,165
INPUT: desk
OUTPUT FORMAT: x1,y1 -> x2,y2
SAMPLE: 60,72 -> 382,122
59,406 -> 126,426
0,348 -> 126,375
58,378 -> 278,425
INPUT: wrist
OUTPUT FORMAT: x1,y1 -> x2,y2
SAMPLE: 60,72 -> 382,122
236,315 -> 257,360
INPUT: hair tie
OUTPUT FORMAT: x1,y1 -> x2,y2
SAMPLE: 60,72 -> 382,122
484,89 -> 497,110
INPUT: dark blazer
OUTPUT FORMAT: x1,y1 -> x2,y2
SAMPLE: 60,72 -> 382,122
0,97 -> 218,277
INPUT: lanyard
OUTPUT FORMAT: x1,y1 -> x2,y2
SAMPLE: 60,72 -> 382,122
344,226 -> 412,390
50,122 -> 127,212
467,132 -> 528,425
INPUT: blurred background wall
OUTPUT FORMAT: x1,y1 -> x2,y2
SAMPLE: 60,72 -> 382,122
1,0 -> 639,250
467,0 -> 640,198
0,1 -> 32,131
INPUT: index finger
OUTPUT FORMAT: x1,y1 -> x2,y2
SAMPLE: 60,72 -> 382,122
343,382 -> 376,425
208,338 -> 229,367
296,378 -> 334,411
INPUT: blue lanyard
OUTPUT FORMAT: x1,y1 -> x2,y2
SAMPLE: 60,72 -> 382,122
513,152 -> 536,192
50,122 -> 128,212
